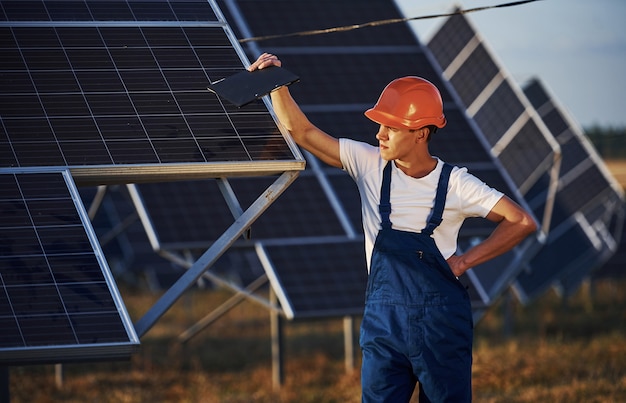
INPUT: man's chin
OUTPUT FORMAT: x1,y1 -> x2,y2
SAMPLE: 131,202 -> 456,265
379,151 -> 393,161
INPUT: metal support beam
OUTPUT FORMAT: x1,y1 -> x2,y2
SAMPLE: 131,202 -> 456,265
86,185 -> 107,220
218,178 -> 251,240
157,249 -> 281,314
178,274 -> 268,343
134,171 -> 299,338
270,288 -> 284,391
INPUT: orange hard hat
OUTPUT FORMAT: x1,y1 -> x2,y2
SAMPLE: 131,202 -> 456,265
364,76 -> 446,130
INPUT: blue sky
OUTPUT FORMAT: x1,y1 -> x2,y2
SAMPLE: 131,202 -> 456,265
396,0 -> 626,128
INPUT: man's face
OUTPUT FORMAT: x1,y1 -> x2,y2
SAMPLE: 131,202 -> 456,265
375,125 -> 418,161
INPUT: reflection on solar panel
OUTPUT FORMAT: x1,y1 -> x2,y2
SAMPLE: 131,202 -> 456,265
0,0 -> 304,185
513,79 -> 624,301
0,169 -> 138,365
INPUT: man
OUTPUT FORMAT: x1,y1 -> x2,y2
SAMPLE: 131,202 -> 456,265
248,53 -> 537,402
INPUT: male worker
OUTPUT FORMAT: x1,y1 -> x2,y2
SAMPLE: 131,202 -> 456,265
248,53 -> 537,402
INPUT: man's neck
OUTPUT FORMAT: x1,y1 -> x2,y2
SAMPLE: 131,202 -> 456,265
394,155 -> 438,179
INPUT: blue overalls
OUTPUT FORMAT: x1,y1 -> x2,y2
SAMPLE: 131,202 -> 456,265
360,162 -> 473,402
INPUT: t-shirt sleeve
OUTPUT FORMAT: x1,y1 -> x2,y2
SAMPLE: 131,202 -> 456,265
340,138 -> 380,180
454,167 -> 504,218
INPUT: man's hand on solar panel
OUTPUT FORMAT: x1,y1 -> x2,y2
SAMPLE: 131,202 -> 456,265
248,52 -> 281,71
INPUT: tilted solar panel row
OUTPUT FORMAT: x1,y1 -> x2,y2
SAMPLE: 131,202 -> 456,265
0,0 -> 304,185
0,0 -> 305,362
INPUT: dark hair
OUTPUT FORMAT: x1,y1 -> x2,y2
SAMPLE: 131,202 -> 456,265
426,125 -> 438,142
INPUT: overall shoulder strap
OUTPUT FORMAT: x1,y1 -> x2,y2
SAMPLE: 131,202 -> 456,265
379,161 -> 392,229
422,162 -> 453,236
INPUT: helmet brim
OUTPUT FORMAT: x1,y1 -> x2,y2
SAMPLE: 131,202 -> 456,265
365,108 -> 446,130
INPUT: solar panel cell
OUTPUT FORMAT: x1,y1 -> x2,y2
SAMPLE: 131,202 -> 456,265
450,44 -> 498,107
498,120 -> 553,187
2,1 -> 49,21
89,1 -> 135,21
427,13 -> 474,70
283,52 -> 451,106
473,80 -> 526,145
170,1 -> 218,21
235,0 -> 414,47
129,1 -> 177,21
45,1 -> 92,21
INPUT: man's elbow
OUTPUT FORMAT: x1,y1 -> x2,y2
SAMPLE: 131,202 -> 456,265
519,212 -> 538,237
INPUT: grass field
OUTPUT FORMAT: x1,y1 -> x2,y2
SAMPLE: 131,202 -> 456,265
7,276 -> 626,402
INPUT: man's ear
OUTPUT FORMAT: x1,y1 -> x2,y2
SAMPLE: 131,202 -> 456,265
415,127 -> 429,143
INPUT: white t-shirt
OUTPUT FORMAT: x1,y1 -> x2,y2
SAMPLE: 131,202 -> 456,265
340,138 -> 504,271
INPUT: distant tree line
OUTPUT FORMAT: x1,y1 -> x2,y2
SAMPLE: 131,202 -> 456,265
585,125 -> 626,159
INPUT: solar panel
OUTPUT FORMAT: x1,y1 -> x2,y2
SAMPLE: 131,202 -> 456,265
0,0 -> 309,360
426,11 -> 569,308
0,169 -> 138,365
0,0 -> 304,185
427,12 -> 560,198
513,78 -> 625,301
260,241 -> 367,319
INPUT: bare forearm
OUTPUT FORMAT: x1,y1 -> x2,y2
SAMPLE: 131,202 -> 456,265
454,220 -> 535,272
270,87 -> 313,142
270,87 -> 341,167
447,197 -> 537,276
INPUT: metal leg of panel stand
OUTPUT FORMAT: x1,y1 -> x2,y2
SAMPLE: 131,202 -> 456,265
343,316 -> 355,374
0,367 -> 9,403
270,288 -> 284,391
55,364 -> 63,389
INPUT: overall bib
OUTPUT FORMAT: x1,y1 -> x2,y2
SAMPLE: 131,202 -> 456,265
360,162 -> 473,403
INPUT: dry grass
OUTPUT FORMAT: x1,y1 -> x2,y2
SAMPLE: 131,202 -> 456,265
605,159 -> 626,189
8,278 -> 626,402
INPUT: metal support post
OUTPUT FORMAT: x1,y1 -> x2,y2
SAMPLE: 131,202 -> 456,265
270,288 -> 284,391
343,316 -> 355,374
